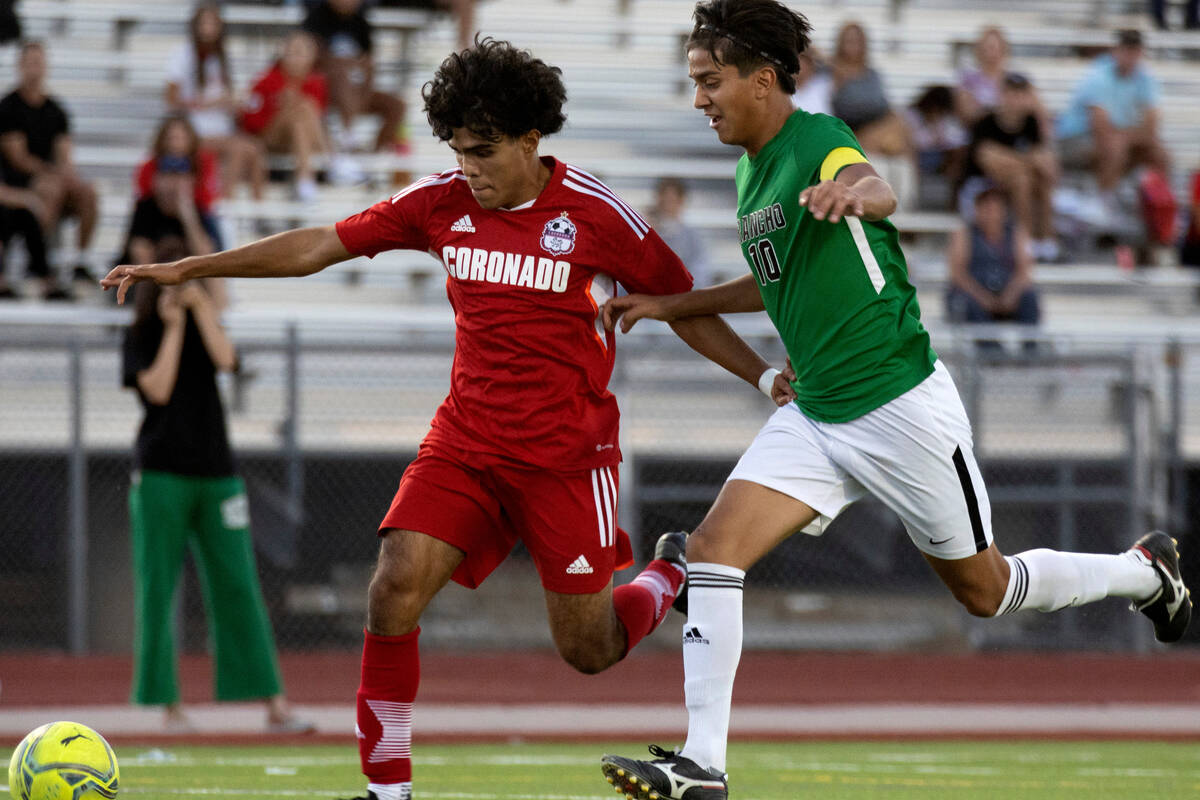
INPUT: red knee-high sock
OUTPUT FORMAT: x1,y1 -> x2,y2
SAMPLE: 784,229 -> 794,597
613,560 -> 685,655
356,627 -> 419,785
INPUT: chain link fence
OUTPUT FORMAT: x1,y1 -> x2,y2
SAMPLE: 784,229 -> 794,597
1,309 -> 1196,655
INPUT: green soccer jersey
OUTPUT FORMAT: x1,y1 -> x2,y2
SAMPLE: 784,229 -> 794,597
735,109 -> 936,423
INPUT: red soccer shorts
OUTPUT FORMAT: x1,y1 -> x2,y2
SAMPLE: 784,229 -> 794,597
379,441 -> 634,594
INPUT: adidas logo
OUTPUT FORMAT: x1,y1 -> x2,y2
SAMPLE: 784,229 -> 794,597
566,555 -> 594,574
683,626 -> 709,644
450,214 -> 476,233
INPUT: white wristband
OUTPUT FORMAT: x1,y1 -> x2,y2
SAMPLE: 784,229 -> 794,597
757,367 -> 782,398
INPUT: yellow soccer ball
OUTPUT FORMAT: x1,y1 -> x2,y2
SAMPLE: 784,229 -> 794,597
8,722 -> 119,800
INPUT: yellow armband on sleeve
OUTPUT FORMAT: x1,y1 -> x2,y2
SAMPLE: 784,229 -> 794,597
818,147 -> 870,182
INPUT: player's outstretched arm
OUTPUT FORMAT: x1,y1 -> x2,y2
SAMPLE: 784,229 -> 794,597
603,274 -> 765,333
668,314 -> 796,406
100,225 -> 353,304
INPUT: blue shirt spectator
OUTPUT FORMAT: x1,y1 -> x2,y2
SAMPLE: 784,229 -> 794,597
1056,53 -> 1159,139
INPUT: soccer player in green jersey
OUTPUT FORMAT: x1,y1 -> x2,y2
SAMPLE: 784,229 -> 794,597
599,3 -> 1192,799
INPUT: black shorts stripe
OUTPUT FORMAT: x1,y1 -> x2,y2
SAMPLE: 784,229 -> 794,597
951,445 -> 988,554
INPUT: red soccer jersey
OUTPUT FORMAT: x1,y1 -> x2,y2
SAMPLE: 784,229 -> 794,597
335,157 -> 693,470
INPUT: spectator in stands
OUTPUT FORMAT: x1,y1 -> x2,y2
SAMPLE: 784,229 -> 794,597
965,73 -> 1060,262
135,115 -> 225,252
376,0 -> 477,52
0,181 -> 52,299
648,176 -> 712,287
1182,168 -> 1200,267
120,119 -> 220,270
946,186 -> 1040,327
166,4 -> 267,202
0,40 -> 99,294
122,267 -> 312,734
829,22 -> 915,207
955,26 -> 1051,137
240,31 -> 333,202
1056,29 -> 1170,215
1150,0 -> 1199,30
303,0 -> 408,156
956,26 -> 1009,125
904,85 -> 967,211
791,49 -> 832,116
829,22 -> 911,159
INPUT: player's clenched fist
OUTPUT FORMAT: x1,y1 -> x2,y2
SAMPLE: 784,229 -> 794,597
767,370 -> 796,406
799,179 -> 864,224
602,293 -> 673,333
100,261 -> 187,305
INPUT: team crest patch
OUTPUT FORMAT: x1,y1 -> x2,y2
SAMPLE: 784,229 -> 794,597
540,212 -> 577,255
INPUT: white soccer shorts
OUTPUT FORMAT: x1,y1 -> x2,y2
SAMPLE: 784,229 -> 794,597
727,360 -> 993,560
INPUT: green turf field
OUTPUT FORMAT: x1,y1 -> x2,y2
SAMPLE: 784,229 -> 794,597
4,741 -> 1198,799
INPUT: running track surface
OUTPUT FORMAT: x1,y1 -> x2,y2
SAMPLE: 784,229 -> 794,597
2,650 -> 1199,743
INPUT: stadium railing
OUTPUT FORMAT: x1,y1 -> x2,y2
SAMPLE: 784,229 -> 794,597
0,305 -> 1192,652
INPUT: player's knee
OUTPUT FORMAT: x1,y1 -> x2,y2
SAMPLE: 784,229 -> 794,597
951,582 -> 1005,617
556,640 -> 616,675
366,569 -> 425,632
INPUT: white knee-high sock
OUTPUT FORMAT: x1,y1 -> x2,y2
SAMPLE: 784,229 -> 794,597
679,562 -> 745,774
995,548 -> 1159,615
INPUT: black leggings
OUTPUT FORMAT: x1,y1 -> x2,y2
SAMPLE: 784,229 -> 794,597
0,206 -> 50,278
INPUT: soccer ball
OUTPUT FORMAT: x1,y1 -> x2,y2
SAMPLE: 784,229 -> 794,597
7,722 -> 119,800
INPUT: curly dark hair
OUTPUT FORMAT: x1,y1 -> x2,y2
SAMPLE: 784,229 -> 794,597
687,0 -> 812,95
422,37 -> 567,142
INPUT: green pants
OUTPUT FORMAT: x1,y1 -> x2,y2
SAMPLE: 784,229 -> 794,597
129,469 -> 283,706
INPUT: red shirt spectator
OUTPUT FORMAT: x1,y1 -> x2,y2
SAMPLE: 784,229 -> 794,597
240,63 -> 327,135
135,148 -> 222,214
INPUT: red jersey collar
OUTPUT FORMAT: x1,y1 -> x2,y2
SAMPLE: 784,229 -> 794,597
504,156 -> 564,211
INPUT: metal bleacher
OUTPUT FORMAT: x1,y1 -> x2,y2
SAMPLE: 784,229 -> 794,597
5,0 -> 1200,320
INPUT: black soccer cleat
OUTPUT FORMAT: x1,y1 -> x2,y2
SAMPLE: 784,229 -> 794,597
1130,531 -> 1192,643
601,744 -> 727,800
654,531 -> 689,615
334,793 -> 378,800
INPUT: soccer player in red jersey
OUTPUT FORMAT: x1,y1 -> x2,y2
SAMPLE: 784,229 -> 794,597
103,38 -> 793,800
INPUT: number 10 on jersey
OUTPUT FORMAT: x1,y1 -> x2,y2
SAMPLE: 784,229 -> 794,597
747,239 -> 781,284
